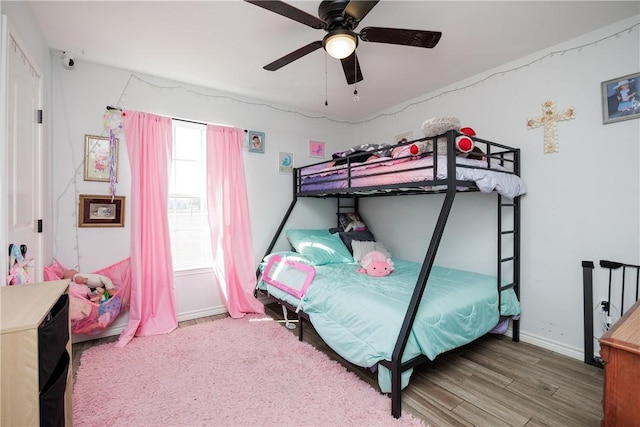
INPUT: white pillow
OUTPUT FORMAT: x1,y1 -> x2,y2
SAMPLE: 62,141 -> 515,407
351,240 -> 392,263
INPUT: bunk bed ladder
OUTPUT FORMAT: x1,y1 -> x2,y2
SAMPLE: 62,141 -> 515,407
336,196 -> 358,226
498,193 -> 521,342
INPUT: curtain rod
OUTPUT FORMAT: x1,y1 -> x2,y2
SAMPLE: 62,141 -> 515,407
106,105 -> 246,132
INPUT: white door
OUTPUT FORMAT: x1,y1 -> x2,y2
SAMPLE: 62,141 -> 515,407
4,22 -> 43,283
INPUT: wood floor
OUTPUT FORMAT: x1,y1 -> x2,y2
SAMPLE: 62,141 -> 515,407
72,303 -> 604,426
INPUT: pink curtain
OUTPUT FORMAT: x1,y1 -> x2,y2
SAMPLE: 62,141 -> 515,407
117,111 -> 178,347
206,125 -> 264,317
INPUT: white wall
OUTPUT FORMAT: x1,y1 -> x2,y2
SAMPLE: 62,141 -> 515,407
353,16 -> 640,358
50,61 -> 354,340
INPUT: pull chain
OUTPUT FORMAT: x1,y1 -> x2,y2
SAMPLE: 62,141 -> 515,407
324,53 -> 329,106
353,53 -> 360,102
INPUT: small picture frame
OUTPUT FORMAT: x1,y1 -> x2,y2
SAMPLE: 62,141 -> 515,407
79,194 -> 125,227
279,152 -> 294,174
308,140 -> 326,158
601,72 -> 640,124
84,135 -> 118,182
248,131 -> 265,153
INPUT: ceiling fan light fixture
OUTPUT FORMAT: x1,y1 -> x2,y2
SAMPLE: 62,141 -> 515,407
324,32 -> 357,59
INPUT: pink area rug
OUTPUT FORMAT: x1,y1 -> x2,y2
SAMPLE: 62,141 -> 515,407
73,315 -> 424,426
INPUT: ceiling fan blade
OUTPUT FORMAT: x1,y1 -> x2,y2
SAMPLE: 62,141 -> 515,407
244,0 -> 325,29
359,27 -> 442,48
343,0 -> 379,22
340,51 -> 363,85
263,41 -> 323,71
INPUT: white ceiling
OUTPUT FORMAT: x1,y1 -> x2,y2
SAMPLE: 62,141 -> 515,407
26,1 -> 639,121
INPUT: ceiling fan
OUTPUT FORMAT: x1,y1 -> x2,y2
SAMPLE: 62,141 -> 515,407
245,0 -> 442,85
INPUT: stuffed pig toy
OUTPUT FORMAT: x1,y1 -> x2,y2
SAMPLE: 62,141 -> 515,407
357,251 -> 394,277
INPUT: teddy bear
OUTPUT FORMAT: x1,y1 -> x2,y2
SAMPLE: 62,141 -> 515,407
73,272 -> 115,291
357,251 -> 394,277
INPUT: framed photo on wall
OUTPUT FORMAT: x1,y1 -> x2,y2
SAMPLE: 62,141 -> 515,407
601,72 -> 640,124
78,194 -> 125,227
84,135 -> 118,182
308,140 -> 325,158
248,131 -> 265,153
279,152 -> 293,174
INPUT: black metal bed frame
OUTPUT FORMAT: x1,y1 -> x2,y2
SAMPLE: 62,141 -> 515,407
255,130 -> 522,418
582,259 -> 640,368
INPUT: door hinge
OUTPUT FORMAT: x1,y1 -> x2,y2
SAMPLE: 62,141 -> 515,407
37,109 -> 43,124
37,219 -> 43,233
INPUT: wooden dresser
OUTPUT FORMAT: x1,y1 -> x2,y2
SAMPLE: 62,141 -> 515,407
599,299 -> 640,427
1,280 -> 72,426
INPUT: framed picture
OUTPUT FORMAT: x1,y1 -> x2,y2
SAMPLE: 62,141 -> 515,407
279,152 -> 294,174
248,130 -> 265,153
84,135 -> 118,182
394,131 -> 413,144
601,72 -> 640,124
78,194 -> 125,227
308,140 -> 325,158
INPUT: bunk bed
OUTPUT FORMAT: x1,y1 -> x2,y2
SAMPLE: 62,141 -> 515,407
255,129 -> 526,418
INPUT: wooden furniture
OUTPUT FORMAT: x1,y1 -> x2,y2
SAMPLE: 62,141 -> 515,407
599,299 -> 640,427
1,280 -> 72,426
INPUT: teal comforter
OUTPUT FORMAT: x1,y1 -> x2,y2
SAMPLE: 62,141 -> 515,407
258,258 -> 520,393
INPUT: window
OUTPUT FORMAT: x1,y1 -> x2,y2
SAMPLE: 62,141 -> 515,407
168,120 -> 212,270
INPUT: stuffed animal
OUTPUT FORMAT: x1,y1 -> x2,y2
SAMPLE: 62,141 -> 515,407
67,282 -> 94,321
410,123 -> 477,156
357,251 -> 394,277
70,281 -> 92,298
455,127 -> 476,154
72,272 -> 115,291
63,268 -> 115,302
421,116 -> 461,138
409,140 -> 429,156
414,116 -> 461,155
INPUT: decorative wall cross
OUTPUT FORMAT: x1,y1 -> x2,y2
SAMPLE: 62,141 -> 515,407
527,100 -> 576,154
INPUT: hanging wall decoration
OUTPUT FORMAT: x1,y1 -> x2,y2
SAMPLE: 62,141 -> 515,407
84,135 -> 119,182
308,140 -> 325,158
78,194 -> 125,227
102,106 -> 125,198
601,72 -> 640,124
248,130 -> 265,153
527,100 -> 575,154
279,152 -> 294,174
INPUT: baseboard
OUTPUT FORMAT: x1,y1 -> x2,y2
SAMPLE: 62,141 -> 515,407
176,305 -> 228,322
72,305 -> 229,344
517,330 -> 584,361
72,322 -> 127,343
